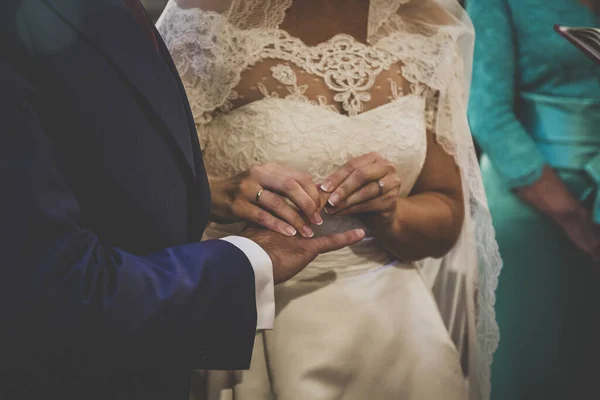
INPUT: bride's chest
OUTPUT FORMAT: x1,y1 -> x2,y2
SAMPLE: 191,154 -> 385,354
200,95 -> 427,196
197,30 -> 431,194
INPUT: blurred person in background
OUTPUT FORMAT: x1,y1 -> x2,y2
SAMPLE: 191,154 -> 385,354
468,0 -> 600,399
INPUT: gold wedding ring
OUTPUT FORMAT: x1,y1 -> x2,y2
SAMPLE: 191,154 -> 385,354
256,188 -> 265,203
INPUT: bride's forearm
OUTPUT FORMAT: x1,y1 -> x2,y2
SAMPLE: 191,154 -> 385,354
207,176 -> 237,224
366,193 -> 464,262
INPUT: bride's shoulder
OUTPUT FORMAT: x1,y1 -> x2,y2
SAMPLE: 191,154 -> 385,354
399,0 -> 458,29
157,0 -> 232,34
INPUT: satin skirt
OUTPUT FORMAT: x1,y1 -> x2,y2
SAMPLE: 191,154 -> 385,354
483,157 -> 600,400
191,262 -> 468,400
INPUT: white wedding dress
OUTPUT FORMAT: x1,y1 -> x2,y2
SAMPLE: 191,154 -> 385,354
199,64 -> 467,400
157,1 -> 502,399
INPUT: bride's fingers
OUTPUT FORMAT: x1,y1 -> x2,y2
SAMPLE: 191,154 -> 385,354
327,174 -> 402,213
327,162 -> 394,207
298,179 -> 324,223
317,184 -> 331,212
258,171 -> 321,225
256,190 -> 315,238
334,192 -> 397,216
285,170 -> 324,225
238,203 -> 298,237
320,153 -> 379,193
327,182 -> 380,214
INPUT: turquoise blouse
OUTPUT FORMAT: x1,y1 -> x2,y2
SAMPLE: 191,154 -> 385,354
467,0 -> 600,188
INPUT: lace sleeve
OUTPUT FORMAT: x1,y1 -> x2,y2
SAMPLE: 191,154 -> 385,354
157,2 -> 249,125
424,89 -> 439,132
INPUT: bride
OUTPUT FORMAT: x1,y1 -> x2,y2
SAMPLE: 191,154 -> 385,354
157,0 -> 500,399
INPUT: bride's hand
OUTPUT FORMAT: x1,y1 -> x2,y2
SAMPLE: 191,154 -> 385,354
320,152 -> 402,218
209,163 -> 323,238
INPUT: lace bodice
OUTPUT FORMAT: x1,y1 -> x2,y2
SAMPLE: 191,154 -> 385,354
210,32 -> 436,118
190,30 -> 432,279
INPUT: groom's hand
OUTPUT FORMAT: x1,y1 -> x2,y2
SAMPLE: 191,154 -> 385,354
242,227 -> 365,284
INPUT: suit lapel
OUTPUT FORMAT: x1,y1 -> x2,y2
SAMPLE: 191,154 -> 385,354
43,0 -> 196,179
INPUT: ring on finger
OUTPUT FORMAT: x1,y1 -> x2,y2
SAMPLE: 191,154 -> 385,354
377,179 -> 385,196
256,188 -> 265,204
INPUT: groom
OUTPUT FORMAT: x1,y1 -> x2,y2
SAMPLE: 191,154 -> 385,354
0,0 -> 362,398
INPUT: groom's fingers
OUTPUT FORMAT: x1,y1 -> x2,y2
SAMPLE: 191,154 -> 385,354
311,229 -> 365,255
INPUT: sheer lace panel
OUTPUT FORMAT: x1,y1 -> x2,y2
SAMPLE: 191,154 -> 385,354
212,33 -> 436,118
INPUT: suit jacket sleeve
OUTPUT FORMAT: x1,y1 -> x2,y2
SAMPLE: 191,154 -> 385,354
0,45 -> 257,371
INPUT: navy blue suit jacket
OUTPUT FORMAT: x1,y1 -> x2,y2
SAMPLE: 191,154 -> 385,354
0,0 -> 257,398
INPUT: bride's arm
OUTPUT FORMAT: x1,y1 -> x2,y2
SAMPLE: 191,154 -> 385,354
325,129 -> 464,262
366,130 -> 464,261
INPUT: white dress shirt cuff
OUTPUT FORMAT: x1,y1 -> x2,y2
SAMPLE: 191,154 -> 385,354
220,236 -> 275,330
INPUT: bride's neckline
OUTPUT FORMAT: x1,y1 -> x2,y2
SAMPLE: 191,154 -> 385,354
196,7 -> 380,49
238,31 -> 407,117
220,92 -> 424,122
265,30 -> 378,52
178,6 -> 434,119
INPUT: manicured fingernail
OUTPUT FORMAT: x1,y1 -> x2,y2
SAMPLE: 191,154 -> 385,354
302,225 -> 314,238
320,180 -> 333,192
284,227 -> 297,237
324,207 -> 330,214
313,213 -> 324,225
354,229 -> 366,239
328,193 -> 340,206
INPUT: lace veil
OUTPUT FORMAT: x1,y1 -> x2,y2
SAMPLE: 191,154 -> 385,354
157,1 -> 501,399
